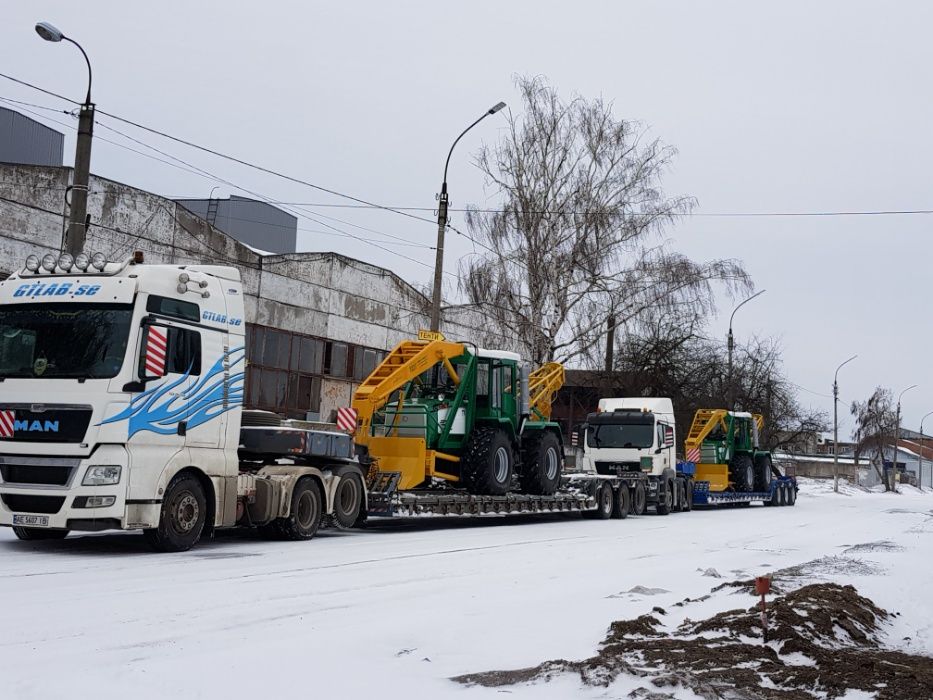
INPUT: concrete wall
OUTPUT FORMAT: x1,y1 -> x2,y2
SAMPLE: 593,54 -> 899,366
0,164 -> 519,414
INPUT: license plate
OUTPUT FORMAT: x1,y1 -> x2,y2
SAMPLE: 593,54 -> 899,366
12,514 -> 49,527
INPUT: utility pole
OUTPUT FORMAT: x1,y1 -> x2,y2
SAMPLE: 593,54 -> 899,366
429,101 -> 506,332
920,411 -> 933,491
832,355 -> 857,493
604,314 -> 616,372
36,21 -> 94,257
891,384 -> 917,493
726,290 -> 766,411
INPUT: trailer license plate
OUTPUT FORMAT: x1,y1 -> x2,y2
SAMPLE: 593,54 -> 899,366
12,514 -> 49,527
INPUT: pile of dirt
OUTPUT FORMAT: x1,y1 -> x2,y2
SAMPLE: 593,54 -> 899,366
453,583 -> 933,699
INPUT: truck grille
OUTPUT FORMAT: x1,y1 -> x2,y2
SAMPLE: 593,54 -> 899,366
594,461 -> 641,476
0,404 -> 93,444
1,494 -> 66,514
0,463 -> 73,486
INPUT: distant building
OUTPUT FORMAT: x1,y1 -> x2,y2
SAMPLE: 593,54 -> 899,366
174,195 -> 297,254
0,107 -> 64,167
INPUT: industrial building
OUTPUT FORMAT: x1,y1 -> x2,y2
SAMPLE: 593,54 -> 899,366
0,162 -> 515,423
0,106 -> 64,167
173,195 -> 298,254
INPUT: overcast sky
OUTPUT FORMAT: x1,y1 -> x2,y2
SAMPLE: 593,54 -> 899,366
3,1 -> 932,436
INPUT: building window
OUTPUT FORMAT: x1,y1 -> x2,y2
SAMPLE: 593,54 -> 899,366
325,341 -> 348,377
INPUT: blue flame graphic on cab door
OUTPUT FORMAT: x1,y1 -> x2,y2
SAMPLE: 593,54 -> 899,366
101,347 -> 245,437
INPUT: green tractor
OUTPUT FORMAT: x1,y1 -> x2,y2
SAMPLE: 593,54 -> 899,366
685,409 -> 775,493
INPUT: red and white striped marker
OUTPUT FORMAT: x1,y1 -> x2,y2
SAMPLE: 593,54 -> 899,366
0,410 -> 14,439
336,406 -> 358,433
686,447 -> 701,463
145,327 -> 168,376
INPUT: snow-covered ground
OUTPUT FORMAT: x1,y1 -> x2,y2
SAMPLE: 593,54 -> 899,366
1,478 -> 930,699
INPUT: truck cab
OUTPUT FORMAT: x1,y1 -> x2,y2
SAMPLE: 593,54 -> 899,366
573,397 -> 691,514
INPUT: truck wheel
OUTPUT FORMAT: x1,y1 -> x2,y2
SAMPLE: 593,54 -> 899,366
144,473 -> 207,552
611,484 -> 630,519
12,527 -> 69,541
753,454 -> 773,492
779,482 -> 789,506
520,430 -> 562,495
683,480 -> 694,512
333,472 -> 364,528
656,480 -> 673,515
673,481 -> 685,512
786,482 -> 797,506
632,482 -> 647,515
585,482 -> 613,520
277,478 -> 324,540
462,427 -> 513,495
729,454 -> 755,493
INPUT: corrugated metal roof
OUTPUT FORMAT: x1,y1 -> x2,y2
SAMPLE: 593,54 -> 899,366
0,107 -> 64,167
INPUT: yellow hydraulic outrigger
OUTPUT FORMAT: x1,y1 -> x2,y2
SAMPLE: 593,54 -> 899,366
528,361 -> 564,421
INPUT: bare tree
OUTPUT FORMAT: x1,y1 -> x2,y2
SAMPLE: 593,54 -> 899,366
461,75 -> 750,364
851,387 -> 896,490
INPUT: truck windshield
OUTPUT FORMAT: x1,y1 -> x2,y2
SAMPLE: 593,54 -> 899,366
588,423 -> 654,449
0,303 -> 133,379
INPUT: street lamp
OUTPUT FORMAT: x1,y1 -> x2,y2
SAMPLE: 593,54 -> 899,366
727,289 -> 766,411
919,410 -> 933,491
429,101 -> 506,332
891,384 -> 917,492
832,355 -> 857,493
36,21 -> 95,257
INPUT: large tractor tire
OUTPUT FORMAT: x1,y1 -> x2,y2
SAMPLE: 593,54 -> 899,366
754,454 -> 773,492
276,478 -> 324,541
729,453 -> 755,493
632,481 -> 647,516
611,485 -> 630,519
12,527 -> 69,541
333,471 -> 364,528
144,473 -> 207,552
656,479 -> 673,515
520,430 -> 562,495
462,427 -> 514,495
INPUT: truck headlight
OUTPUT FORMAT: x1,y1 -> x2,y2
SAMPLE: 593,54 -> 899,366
82,466 -> 122,486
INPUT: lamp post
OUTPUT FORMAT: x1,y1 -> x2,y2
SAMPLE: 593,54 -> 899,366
36,21 -> 94,257
891,384 -> 917,492
832,355 -> 857,493
727,289 -> 766,411
429,101 -> 506,332
920,410 -> 933,491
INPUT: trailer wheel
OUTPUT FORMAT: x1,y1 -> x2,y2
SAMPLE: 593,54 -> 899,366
632,482 -> 647,515
333,472 -> 364,528
585,482 -> 613,520
683,479 -> 693,512
462,427 -> 513,495
753,454 -> 773,492
611,484 -> 630,519
277,478 -> 323,540
786,482 -> 797,506
520,430 -> 562,495
780,482 -> 790,506
656,480 -> 673,515
673,481 -> 686,512
767,483 -> 780,507
729,454 -> 755,493
12,527 -> 69,541
144,473 -> 207,552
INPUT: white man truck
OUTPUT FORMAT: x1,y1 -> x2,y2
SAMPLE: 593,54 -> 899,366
0,252 -> 366,551
573,397 -> 694,516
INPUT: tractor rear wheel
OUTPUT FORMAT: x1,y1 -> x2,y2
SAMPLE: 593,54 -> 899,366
729,453 -> 755,493
520,430 -> 562,495
461,427 -> 514,495
754,454 -> 773,492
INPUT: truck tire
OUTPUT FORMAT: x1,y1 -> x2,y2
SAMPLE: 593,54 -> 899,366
333,472 -> 364,528
12,527 -> 69,541
656,479 -> 673,515
767,482 -> 780,507
611,484 -> 630,519
276,478 -> 324,540
683,479 -> 693,512
779,482 -> 788,506
584,481 -> 613,520
144,473 -> 207,552
729,454 -> 755,493
520,430 -> 562,495
673,481 -> 685,512
786,482 -> 797,506
754,454 -> 773,492
462,427 -> 513,495
632,482 -> 647,516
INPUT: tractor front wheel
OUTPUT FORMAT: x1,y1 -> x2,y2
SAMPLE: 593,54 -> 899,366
462,427 -> 514,495
520,430 -> 562,495
729,454 -> 755,493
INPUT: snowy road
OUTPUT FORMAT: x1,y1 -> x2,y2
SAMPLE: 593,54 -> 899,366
1,480 -> 931,699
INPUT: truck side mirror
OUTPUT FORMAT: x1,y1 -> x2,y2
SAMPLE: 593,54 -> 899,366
139,325 -> 168,381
